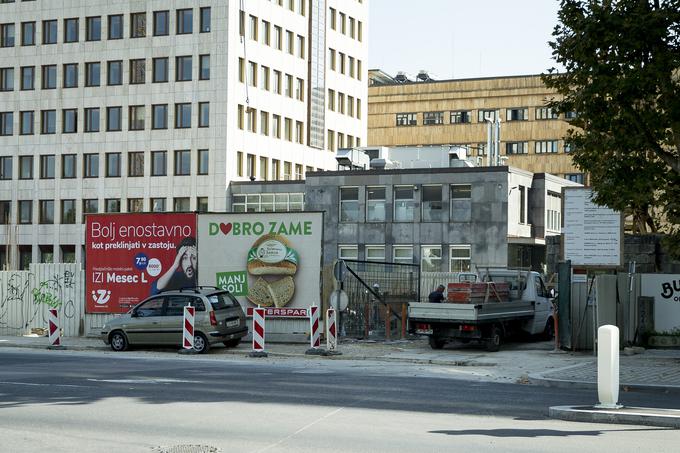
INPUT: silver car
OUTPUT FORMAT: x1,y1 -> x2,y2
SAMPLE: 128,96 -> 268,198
101,288 -> 247,353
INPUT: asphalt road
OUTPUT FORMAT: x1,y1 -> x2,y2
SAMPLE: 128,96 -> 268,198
1,349 -> 679,453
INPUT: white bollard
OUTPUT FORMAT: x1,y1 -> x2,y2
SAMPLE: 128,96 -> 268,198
183,306 -> 195,349
596,325 -> 621,409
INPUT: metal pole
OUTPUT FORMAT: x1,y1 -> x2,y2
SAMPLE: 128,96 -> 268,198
486,119 -> 493,167
494,117 -> 501,166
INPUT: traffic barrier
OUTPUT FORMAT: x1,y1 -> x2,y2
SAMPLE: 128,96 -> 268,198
249,307 -> 268,357
183,306 -> 195,349
48,308 -> 61,348
326,308 -> 337,351
309,305 -> 320,348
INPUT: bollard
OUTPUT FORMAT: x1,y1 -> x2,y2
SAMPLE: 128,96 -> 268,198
306,305 -> 324,355
596,325 -> 622,409
326,308 -> 338,352
249,307 -> 268,357
47,308 -> 63,349
183,306 -> 195,349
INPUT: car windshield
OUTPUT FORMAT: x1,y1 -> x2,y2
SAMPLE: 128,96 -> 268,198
208,292 -> 237,310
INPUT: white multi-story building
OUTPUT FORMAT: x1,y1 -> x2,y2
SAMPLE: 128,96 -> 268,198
0,0 -> 368,268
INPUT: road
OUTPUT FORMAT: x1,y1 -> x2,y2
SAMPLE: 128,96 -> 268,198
1,348 -> 679,453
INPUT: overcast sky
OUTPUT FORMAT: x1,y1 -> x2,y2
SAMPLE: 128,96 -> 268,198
368,0 -> 563,80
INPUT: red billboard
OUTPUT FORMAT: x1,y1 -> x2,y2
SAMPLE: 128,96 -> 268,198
85,213 -> 198,313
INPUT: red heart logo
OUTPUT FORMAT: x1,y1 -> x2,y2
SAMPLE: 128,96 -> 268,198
219,223 -> 232,235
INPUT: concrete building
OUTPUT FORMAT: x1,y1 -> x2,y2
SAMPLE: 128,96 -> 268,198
0,0 -> 368,268
367,71 -> 583,183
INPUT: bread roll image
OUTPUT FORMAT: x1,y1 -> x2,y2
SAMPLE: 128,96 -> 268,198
247,277 -> 275,307
246,276 -> 295,308
271,276 -> 295,308
247,234 -> 299,276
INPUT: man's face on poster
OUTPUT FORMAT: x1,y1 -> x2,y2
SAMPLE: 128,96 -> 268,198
181,246 -> 198,278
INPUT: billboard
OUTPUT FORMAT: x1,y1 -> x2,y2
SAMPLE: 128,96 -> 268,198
85,213 -> 198,313
197,212 -> 323,317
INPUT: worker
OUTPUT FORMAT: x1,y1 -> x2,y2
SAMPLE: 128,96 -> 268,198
428,284 -> 446,303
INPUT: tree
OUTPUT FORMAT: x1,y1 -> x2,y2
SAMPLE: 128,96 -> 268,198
543,0 -> 680,254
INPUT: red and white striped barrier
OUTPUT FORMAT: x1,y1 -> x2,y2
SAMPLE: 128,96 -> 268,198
252,307 -> 266,352
309,305 -> 320,349
183,306 -> 195,349
48,308 -> 61,347
326,308 -> 337,351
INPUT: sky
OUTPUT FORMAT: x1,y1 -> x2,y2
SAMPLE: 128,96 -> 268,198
368,0 -> 563,80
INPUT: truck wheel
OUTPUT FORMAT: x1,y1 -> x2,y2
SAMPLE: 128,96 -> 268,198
429,336 -> 446,350
543,318 -> 555,341
485,327 -> 502,352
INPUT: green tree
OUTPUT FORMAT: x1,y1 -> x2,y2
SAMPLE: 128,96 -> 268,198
543,0 -> 680,252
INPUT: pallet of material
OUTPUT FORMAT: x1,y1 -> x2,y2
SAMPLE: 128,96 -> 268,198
446,282 -> 510,303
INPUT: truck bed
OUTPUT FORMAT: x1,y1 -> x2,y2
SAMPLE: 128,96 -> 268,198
408,301 -> 535,323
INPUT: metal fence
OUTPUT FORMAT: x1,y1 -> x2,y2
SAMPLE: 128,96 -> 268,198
341,260 -> 419,339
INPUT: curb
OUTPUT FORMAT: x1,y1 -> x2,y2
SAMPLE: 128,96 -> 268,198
549,405 -> 680,428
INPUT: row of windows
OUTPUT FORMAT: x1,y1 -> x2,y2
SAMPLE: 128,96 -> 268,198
339,185 -> 472,223
329,7 -> 363,42
327,129 -> 361,152
0,244 -> 75,270
327,89 -> 362,119
0,196 -> 208,225
0,55 -> 210,91
244,14 -> 307,60
235,152 -> 311,181
238,58 -> 304,101
0,149 -> 209,180
396,107 -> 577,126
337,244 -> 471,273
232,193 -> 304,212
237,105 -> 305,144
0,102 -> 209,135
0,8 -> 210,48
328,48 -> 363,80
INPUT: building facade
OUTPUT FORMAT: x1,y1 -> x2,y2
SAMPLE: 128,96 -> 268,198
0,0 -> 368,268
367,72 -> 583,183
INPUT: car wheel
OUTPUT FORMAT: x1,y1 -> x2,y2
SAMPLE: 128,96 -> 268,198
193,333 -> 210,354
223,338 -> 241,348
109,331 -> 128,352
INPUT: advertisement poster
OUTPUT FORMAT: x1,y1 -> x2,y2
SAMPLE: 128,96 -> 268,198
197,212 -> 323,317
640,274 -> 680,332
85,213 -> 198,313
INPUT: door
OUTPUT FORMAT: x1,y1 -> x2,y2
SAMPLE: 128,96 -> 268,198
126,296 -> 166,344
530,275 -> 552,334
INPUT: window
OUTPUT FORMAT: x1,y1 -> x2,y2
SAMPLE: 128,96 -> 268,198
200,7 -> 211,32
0,201 -> 10,225
130,12 -> 146,38
197,149 -> 209,175
284,117 -> 292,140
61,245 -> 76,263
506,107 -> 528,121
20,66 -> 33,90
174,150 -> 190,175
82,199 -> 99,222
422,185 -> 443,221
451,111 -> 471,124
396,113 -> 417,126
151,151 -> 167,176
61,200 -> 76,224
40,110 -> 56,134
152,104 -> 167,129
330,8 -> 337,30
199,102 -> 209,127
197,197 -> 208,213
85,62 -> 100,86
151,198 -> 166,212
42,65 -> 56,89
105,198 -> 120,213
62,109 -> 77,133
535,140 -> 558,154
127,198 -> 143,213
565,111 -> 578,120
42,20 -> 57,44
478,109 -> 497,122
83,153 -> 99,178
0,112 -> 11,136
39,245 -> 53,264
259,156 -> 268,181
274,25 -> 282,50
246,154 -> 255,178
296,78 -> 304,101
21,21 -> 34,46
423,112 -> 443,125
176,56 -> 192,81
286,30 -> 294,54
129,105 -> 145,130
177,9 -> 193,34
19,110 -> 35,135
297,35 -> 305,58
39,155 -> 55,179
86,16 -> 101,41
365,245 -> 385,262
449,245 -> 471,272
506,142 -> 529,155
105,152 -> 121,177
61,154 -> 76,178
338,245 -> 358,260
63,63 -> 78,88
153,11 -> 169,36
248,61 -> 257,87
259,111 -> 269,135
1,156 -> 13,180
260,20 -> 270,45
518,185 -> 528,224
536,107 -> 558,120
39,200 -> 54,224
19,156 -> 32,180
174,197 -> 190,212
107,60 -> 122,85
450,184 -> 472,222
565,173 -> 584,184
546,192 -> 562,232
260,65 -> 270,90
106,106 -> 121,131
394,186 -> 415,222
421,246 -> 442,272
272,114 -> 281,138
130,59 -> 146,84
128,152 -> 144,177
152,57 -> 168,83
339,187 -> 359,222
295,121 -> 303,144
108,14 -> 123,39
393,246 -> 413,265
175,103 -> 191,128
18,200 -> 32,224
199,54 -> 210,80
64,18 -> 78,43
366,187 -> 386,222
84,108 -> 99,132
1,23 -> 14,47
249,15 -> 258,40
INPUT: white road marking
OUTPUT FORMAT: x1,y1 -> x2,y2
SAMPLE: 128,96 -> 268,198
86,378 -> 202,384
0,381 -> 87,388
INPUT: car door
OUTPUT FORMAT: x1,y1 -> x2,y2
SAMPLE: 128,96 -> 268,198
530,276 -> 552,334
162,295 -> 204,345
126,296 -> 166,344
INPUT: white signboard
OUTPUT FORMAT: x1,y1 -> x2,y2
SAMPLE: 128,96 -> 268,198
640,274 -> 680,332
197,212 -> 323,318
563,188 -> 621,267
